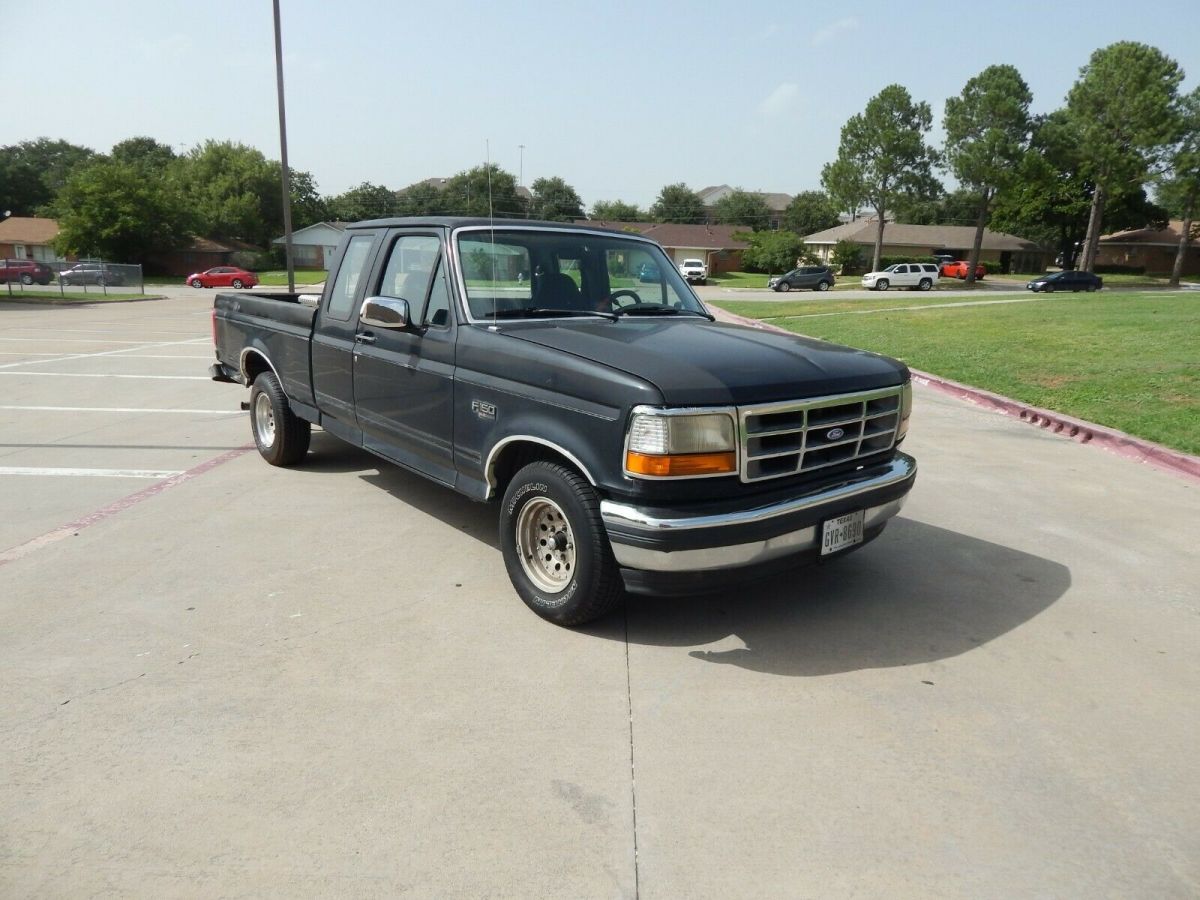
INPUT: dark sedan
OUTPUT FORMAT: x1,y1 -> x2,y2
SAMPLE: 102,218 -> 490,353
1027,271 -> 1103,293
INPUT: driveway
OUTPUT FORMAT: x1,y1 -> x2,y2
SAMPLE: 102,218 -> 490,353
0,294 -> 1197,897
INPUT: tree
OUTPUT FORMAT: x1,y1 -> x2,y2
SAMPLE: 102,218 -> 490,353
820,157 -> 866,221
942,64 -> 1034,282
741,230 -> 804,273
395,180 -> 447,217
822,85 -> 938,270
329,182 -> 398,221
286,169 -> 330,229
175,140 -> 282,245
0,138 -> 96,216
440,165 -> 525,218
591,199 -> 643,221
1157,87 -> 1200,286
111,137 -> 177,174
528,176 -> 584,221
1066,42 -> 1184,272
782,191 -> 841,237
712,189 -> 773,230
830,239 -> 864,274
53,157 -> 192,261
650,183 -> 704,223
882,172 -> 944,224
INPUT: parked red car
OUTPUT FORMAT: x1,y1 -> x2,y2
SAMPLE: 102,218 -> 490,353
0,259 -> 54,285
187,266 -> 259,289
939,260 -> 987,280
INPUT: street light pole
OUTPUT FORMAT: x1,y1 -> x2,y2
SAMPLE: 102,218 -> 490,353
273,0 -> 295,293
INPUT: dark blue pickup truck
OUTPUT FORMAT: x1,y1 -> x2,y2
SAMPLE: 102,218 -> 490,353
211,218 -> 916,625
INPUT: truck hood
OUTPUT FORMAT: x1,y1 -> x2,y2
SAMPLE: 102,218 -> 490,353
500,318 -> 907,405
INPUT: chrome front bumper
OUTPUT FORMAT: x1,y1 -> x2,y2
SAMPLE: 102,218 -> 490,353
600,453 -> 915,573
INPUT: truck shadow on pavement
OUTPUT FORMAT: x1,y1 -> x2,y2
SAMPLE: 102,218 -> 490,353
595,517 -> 1072,678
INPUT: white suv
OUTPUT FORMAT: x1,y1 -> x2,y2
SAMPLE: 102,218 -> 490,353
861,263 -> 939,291
679,258 -> 707,285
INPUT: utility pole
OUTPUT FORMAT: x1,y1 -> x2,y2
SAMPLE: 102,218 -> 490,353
273,0 -> 295,293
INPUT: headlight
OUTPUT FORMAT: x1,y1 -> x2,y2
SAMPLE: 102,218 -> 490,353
895,381 -> 913,444
625,409 -> 737,477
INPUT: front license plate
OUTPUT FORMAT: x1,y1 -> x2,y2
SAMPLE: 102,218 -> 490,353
821,510 -> 865,556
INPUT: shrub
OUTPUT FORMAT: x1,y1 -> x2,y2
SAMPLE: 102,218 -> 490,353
830,239 -> 863,275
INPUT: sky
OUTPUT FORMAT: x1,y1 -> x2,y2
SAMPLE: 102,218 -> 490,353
5,0 -> 1199,210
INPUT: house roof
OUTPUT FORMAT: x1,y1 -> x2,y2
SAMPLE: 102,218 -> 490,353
1099,219 -> 1199,248
272,221 -> 349,245
578,220 -> 750,250
697,185 -> 792,212
803,219 -> 1038,252
0,216 -> 59,245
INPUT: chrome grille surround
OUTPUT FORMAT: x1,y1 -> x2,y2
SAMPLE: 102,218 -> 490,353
738,385 -> 903,482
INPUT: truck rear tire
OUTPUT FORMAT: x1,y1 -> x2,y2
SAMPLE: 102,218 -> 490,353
500,461 -> 624,626
250,371 -> 310,466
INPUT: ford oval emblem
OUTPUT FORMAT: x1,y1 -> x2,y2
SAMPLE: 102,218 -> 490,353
826,427 -> 846,441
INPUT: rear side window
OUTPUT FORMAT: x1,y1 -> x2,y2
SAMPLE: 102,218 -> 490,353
328,235 -> 376,320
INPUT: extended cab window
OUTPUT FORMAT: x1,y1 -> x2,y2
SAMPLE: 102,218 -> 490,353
328,235 -> 376,320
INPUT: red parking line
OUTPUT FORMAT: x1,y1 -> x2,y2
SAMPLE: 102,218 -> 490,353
0,445 -> 254,568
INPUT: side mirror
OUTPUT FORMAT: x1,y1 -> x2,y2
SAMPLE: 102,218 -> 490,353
360,296 -> 410,329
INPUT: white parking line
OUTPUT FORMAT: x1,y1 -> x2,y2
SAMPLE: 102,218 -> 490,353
0,337 -> 207,370
0,372 -> 210,381
0,466 -> 185,479
0,337 -> 192,345
0,405 -> 235,415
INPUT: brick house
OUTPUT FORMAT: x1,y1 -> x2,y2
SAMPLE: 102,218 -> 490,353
1097,220 -> 1200,276
579,220 -> 750,274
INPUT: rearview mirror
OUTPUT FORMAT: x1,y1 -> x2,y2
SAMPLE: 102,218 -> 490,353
360,296 -> 410,329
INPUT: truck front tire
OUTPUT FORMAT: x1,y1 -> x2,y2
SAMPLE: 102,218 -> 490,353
250,371 -> 311,466
500,461 -> 624,626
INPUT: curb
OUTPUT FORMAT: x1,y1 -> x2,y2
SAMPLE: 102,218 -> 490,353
708,305 -> 1200,483
0,295 -> 165,306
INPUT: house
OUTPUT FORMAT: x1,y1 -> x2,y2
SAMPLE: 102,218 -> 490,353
0,216 -> 64,262
578,220 -> 750,274
144,236 -> 262,277
1097,220 -> 1200,276
272,221 -> 348,269
803,220 -> 1048,273
697,185 -> 792,230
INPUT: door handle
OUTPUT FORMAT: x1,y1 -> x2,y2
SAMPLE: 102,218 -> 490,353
354,332 -> 376,345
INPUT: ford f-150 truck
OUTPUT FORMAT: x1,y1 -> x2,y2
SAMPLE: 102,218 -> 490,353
210,218 -> 916,626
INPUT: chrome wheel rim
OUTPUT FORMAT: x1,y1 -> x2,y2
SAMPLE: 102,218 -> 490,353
254,392 -> 276,448
515,497 -> 575,593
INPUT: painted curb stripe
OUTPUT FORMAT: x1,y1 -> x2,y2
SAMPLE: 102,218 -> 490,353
0,446 -> 254,568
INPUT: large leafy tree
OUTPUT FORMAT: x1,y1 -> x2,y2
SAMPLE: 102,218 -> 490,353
394,180 -> 446,217
782,191 -> 841,237
528,176 -> 584,221
1067,42 -> 1184,272
175,140 -> 282,245
650,183 -> 704,223
286,169 -> 330,229
1157,87 -> 1200,286
822,84 -> 939,269
943,64 -> 1033,282
712,189 -> 773,230
328,182 -> 398,221
591,199 -> 643,221
820,158 -> 866,221
741,230 -> 805,273
54,157 -> 192,261
440,165 -> 525,218
0,138 -> 95,216
111,137 -> 177,174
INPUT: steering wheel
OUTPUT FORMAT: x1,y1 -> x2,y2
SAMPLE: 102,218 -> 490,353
609,289 -> 643,310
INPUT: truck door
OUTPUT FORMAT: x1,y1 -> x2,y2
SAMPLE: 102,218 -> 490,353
352,230 -> 457,486
312,231 -> 381,432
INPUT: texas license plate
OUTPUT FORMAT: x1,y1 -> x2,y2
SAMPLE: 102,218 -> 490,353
820,510 -> 865,556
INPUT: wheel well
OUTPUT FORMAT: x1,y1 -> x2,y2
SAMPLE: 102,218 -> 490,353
242,350 -> 272,385
489,440 -> 582,498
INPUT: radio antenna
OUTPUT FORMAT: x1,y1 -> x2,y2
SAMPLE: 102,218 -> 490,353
486,140 -> 498,326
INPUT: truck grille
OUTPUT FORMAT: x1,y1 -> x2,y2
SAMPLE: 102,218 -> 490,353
739,386 -> 903,482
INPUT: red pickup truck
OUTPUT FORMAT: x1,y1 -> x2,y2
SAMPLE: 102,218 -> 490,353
940,260 -> 986,280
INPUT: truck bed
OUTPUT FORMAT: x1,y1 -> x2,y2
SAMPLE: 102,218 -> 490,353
213,291 -> 319,407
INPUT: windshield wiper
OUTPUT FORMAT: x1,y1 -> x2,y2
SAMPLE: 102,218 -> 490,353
613,306 -> 715,321
491,307 -> 617,321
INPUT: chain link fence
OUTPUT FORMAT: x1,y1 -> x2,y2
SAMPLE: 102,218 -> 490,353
1,259 -> 144,297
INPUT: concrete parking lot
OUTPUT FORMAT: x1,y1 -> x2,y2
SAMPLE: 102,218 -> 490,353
1,294 -> 1198,898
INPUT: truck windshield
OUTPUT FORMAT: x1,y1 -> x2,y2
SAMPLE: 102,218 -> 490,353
456,228 -> 707,321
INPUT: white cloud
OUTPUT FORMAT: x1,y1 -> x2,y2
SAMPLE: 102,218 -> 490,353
810,16 -> 860,47
758,82 -> 801,117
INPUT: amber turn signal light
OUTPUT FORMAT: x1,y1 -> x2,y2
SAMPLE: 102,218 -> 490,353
625,451 -> 736,477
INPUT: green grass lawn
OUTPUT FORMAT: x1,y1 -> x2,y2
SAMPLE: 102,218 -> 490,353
257,269 -> 327,286
710,291 -> 1200,455
1,291 -> 155,303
